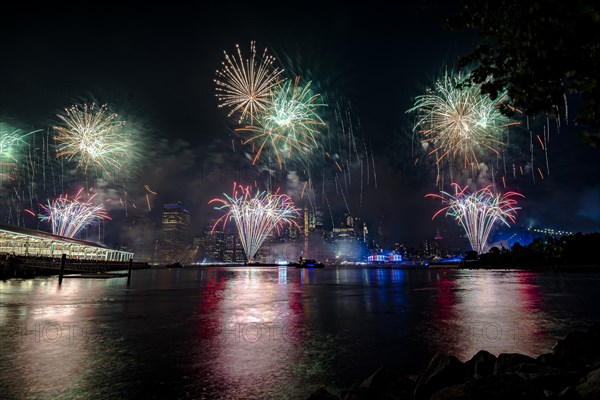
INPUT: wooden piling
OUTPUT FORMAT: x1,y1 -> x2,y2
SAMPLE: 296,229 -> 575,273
127,258 -> 133,285
58,254 -> 66,285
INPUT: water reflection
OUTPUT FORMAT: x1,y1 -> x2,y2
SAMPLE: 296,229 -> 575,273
0,268 -> 599,399
426,270 -> 559,360
191,267 -> 321,399
0,278 -> 108,398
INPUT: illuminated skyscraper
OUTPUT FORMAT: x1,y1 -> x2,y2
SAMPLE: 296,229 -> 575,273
160,202 -> 191,263
223,232 -> 245,262
303,206 -> 309,237
303,206 -> 309,257
198,218 -> 224,262
197,218 -> 246,263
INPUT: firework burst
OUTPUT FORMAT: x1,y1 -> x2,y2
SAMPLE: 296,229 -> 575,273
0,127 -> 30,177
39,188 -> 110,238
427,183 -> 523,253
409,71 -> 518,167
215,41 -> 283,123
210,183 -> 299,262
237,77 -> 326,167
54,103 -> 133,176
0,129 -> 27,163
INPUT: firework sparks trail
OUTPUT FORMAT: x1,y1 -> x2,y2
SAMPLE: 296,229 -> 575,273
408,71 -> 519,167
39,188 -> 110,238
0,129 -> 68,226
323,191 -> 335,229
530,131 -> 535,183
209,183 -> 299,262
360,159 -> 363,207
370,141 -> 377,189
144,184 -> 158,195
301,101 -> 378,229
426,183 -> 523,254
215,41 -> 283,123
335,174 -> 351,215
544,125 -> 550,176
0,128 -> 34,163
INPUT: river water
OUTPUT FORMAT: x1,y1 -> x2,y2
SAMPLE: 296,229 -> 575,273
1,267 -> 599,399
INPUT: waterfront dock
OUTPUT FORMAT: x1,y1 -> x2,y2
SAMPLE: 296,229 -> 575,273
0,254 -> 150,279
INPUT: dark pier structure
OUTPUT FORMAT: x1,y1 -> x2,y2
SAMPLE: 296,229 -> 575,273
0,224 -> 148,279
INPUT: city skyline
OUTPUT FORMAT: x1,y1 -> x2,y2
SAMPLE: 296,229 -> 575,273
0,2 -> 598,256
2,4 -> 600,399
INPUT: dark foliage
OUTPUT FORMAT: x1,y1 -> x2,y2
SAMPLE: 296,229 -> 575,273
446,0 -> 600,146
479,232 -> 600,267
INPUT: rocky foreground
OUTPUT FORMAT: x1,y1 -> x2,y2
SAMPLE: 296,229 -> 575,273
308,324 -> 600,400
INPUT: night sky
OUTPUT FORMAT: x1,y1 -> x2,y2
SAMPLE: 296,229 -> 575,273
0,2 -> 598,249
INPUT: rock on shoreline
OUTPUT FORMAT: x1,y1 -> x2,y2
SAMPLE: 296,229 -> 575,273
308,324 -> 600,400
